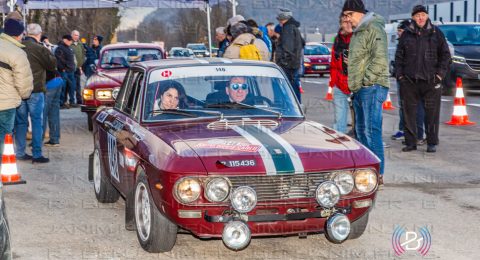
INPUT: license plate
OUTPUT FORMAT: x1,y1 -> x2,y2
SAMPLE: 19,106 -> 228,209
314,65 -> 327,70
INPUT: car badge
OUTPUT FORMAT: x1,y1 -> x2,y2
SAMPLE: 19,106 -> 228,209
161,70 -> 172,78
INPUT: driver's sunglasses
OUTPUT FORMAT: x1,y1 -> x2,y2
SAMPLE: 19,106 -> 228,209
230,83 -> 248,91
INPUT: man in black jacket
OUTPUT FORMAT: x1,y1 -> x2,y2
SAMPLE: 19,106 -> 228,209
275,8 -> 303,102
15,23 -> 57,163
55,35 -> 76,108
395,5 -> 451,153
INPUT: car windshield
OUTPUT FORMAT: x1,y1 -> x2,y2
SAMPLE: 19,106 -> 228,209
188,44 -> 207,51
439,25 -> 480,45
171,49 -> 192,57
143,65 -> 303,121
100,48 -> 163,69
304,45 -> 330,55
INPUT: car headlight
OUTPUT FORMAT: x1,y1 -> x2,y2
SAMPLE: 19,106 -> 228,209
452,55 -> 466,64
315,181 -> 340,208
333,172 -> 354,195
83,89 -> 94,101
95,89 -> 113,100
205,177 -> 230,202
354,169 -> 377,193
230,186 -> 257,213
174,177 -> 201,204
304,57 -> 311,63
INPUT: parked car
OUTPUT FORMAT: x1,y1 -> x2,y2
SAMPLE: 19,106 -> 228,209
186,43 -> 210,57
169,47 -> 194,58
0,183 -> 12,259
438,23 -> 480,95
303,43 -> 331,77
89,58 -> 380,253
81,43 -> 165,131
321,41 -> 334,51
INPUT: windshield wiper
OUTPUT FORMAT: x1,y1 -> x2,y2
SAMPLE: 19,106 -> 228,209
150,109 -> 198,118
205,102 -> 282,118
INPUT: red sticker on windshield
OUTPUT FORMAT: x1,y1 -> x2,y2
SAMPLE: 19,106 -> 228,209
161,70 -> 172,78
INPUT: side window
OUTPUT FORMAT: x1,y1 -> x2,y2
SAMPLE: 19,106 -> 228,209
123,72 -> 144,117
115,70 -> 133,110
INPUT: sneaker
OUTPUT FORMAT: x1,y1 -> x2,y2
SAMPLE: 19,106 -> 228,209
391,131 -> 404,140
44,141 -> 60,147
383,142 -> 391,148
417,139 -> 427,146
32,156 -> 50,164
402,146 -> 417,152
427,145 -> 436,153
17,154 -> 33,161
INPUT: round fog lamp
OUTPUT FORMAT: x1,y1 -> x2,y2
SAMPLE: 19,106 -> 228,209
315,181 -> 340,208
325,213 -> 351,243
205,177 -> 230,202
230,186 -> 257,213
222,221 -> 251,250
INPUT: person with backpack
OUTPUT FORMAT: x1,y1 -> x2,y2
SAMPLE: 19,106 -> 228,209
223,22 -> 270,61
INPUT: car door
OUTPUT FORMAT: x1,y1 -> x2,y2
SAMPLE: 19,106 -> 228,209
105,68 -> 145,193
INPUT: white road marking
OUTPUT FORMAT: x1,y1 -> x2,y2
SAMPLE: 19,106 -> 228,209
468,103 -> 480,108
441,99 -> 451,102
303,80 -> 324,84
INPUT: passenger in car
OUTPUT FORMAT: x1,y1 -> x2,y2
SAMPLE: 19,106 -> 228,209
153,81 -> 187,110
225,76 -> 250,103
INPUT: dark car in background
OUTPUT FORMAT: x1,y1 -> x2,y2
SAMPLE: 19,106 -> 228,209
303,43 -> 331,77
438,23 -> 480,94
81,43 -> 165,131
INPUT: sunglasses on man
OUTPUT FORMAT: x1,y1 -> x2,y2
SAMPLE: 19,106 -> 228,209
230,83 -> 248,91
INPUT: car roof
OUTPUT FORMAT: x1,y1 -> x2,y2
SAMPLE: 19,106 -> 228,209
102,43 -> 164,51
133,58 -> 278,70
437,22 -> 480,26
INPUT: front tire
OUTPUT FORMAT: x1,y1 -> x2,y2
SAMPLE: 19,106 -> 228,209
134,172 -> 178,253
93,149 -> 120,203
348,212 -> 369,240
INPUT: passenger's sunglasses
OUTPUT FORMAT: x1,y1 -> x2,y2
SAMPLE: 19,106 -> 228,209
230,83 -> 248,91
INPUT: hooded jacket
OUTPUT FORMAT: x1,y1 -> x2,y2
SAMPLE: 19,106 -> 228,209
395,19 -> 451,82
0,33 -> 33,111
348,12 -> 390,92
22,36 -> 57,93
223,33 -> 270,61
329,32 -> 352,95
275,17 -> 303,70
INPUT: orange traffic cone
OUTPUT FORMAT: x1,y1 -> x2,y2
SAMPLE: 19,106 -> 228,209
382,92 -> 395,110
325,86 -> 333,101
1,134 -> 26,185
446,78 -> 475,126
299,85 -> 305,94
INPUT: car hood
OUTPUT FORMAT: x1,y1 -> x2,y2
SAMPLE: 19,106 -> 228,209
86,68 -> 127,88
305,55 -> 330,62
148,119 -> 379,175
454,45 -> 480,59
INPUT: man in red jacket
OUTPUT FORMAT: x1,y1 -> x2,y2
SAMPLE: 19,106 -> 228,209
329,15 -> 353,134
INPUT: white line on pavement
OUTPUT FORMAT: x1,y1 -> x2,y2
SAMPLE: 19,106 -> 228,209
441,99 -> 451,102
468,104 -> 480,107
303,80 -> 324,84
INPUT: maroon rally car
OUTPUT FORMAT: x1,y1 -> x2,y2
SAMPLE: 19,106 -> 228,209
81,43 -> 165,131
88,58 -> 380,253
303,43 -> 331,77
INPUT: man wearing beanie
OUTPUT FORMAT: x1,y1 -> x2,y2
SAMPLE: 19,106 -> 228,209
275,8 -> 304,103
395,5 -> 450,153
342,0 -> 390,183
0,17 -> 34,162
14,23 -> 57,163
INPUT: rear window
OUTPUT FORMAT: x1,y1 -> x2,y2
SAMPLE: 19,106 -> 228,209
100,48 -> 163,69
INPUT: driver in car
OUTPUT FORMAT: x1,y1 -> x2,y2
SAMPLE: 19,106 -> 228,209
226,76 -> 249,103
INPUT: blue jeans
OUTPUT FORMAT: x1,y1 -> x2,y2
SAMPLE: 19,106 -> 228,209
353,85 -> 388,175
397,82 -> 425,138
44,86 -> 62,144
0,109 -> 16,163
15,93 -> 45,158
60,71 -> 76,105
283,67 -> 301,103
333,87 -> 350,134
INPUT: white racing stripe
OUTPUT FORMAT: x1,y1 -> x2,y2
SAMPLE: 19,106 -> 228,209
255,125 -> 305,174
231,126 -> 277,175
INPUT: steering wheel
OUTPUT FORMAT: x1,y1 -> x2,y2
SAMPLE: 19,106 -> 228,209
254,96 -> 273,107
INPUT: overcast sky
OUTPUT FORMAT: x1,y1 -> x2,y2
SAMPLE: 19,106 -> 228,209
118,7 -> 155,30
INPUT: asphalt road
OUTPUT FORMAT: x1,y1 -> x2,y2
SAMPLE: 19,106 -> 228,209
3,77 -> 480,259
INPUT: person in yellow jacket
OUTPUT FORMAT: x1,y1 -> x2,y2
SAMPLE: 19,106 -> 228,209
0,18 -> 34,161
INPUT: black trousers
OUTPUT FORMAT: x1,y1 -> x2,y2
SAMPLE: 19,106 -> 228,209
74,69 -> 82,105
400,78 -> 442,146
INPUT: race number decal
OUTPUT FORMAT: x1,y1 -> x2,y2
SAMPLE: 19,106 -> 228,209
107,133 -> 120,182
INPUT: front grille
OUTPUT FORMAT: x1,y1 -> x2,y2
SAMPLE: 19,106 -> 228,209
207,119 -> 279,130
228,172 -> 332,201
466,59 -> 480,71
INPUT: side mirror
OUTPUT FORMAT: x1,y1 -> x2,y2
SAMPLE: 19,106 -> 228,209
112,87 -> 120,100
90,64 -> 97,73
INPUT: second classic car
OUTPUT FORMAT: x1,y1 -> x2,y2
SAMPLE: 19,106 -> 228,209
89,58 -> 380,253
